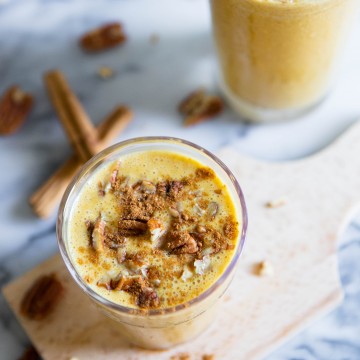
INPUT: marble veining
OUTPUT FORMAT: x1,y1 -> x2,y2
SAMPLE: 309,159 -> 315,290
0,0 -> 359,359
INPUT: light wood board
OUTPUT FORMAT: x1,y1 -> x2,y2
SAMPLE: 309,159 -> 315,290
4,121 -> 360,360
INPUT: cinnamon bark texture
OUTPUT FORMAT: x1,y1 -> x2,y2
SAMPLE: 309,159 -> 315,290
44,70 -> 99,161
29,105 -> 133,218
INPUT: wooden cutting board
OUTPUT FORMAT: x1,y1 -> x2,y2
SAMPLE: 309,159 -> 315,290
4,121 -> 360,360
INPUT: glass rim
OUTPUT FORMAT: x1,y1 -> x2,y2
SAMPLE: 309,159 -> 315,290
57,136 -> 248,317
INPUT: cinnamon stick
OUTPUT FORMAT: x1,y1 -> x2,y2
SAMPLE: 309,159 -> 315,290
29,106 -> 133,218
44,70 -> 99,162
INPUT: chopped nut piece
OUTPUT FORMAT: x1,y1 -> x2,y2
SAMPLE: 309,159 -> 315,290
157,180 -> 184,199
97,181 -> 106,196
20,274 -> 63,320
196,224 -> 207,233
124,252 -> 147,266
201,247 -> 213,257
179,89 -> 223,127
97,66 -> 115,79
181,265 -> 193,282
256,260 -> 274,276
138,286 -> 160,308
121,276 -> 160,308
104,232 -> 126,250
118,219 -> 147,236
116,248 -> 126,264
133,180 -> 157,194
79,22 -> 127,52
91,215 -> 106,252
147,218 -> 165,243
194,203 -> 206,217
167,230 -> 198,254
0,86 -> 34,135
109,161 -> 121,189
169,207 -> 180,218
207,202 -> 219,219
265,197 -> 287,208
202,355 -> 215,360
194,255 -> 211,275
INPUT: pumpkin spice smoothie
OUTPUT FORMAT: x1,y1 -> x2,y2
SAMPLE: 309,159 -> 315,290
58,138 -> 247,349
210,0 -> 356,122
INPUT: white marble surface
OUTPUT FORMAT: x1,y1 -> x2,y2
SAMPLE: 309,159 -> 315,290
0,0 -> 360,359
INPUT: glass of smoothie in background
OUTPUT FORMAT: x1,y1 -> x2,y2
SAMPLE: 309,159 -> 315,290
210,0 -> 357,122
57,137 -> 247,350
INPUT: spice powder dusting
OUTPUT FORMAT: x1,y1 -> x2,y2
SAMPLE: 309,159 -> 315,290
68,150 -> 240,309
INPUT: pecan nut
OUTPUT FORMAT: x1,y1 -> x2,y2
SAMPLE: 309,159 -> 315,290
118,219 -> 147,236
79,22 -> 127,52
167,230 -> 198,254
179,89 -> 223,127
20,274 -> 63,320
0,86 -> 33,135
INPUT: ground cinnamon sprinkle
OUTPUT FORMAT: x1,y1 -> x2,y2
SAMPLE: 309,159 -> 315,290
71,153 -> 239,310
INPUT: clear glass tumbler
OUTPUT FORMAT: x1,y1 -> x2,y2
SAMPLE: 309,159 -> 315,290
57,137 -> 247,350
210,0 -> 357,123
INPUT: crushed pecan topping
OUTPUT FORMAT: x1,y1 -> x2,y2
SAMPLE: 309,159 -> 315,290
104,232 -> 126,250
156,180 -> 184,200
138,287 -> 160,308
97,181 -> 106,197
133,180 -> 156,194
179,89 -> 223,127
20,274 -> 63,320
121,276 -> 159,308
79,22 -> 127,52
167,230 -> 198,254
81,160 -> 239,309
118,219 -> 147,236
0,86 -> 34,135
91,215 -> 106,252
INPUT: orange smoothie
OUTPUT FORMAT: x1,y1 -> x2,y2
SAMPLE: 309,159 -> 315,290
211,0 -> 356,121
67,150 -> 240,309
58,139 -> 246,349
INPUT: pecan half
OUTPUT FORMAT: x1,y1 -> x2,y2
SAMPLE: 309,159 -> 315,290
167,230 -> 198,254
133,180 -> 156,194
20,274 -> 63,320
79,22 -> 127,52
91,215 -> 106,252
156,180 -> 184,199
104,232 -> 126,250
121,276 -> 159,308
179,89 -> 223,127
0,86 -> 33,135
118,219 -> 147,236
138,287 -> 160,308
